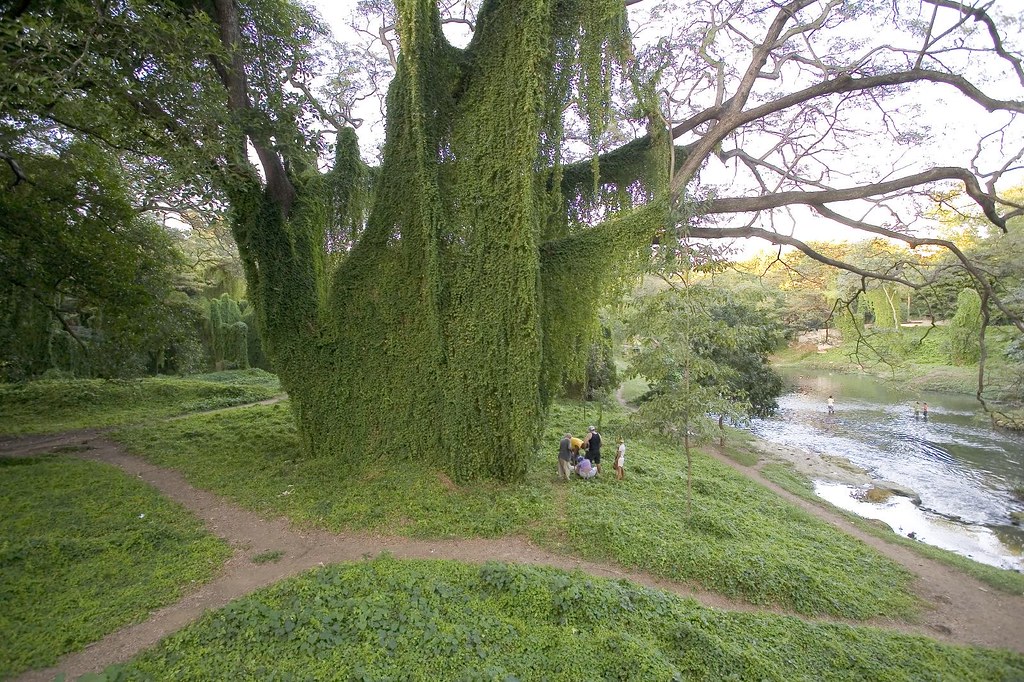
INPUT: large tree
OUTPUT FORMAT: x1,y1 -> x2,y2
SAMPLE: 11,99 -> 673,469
2,0 -> 1022,480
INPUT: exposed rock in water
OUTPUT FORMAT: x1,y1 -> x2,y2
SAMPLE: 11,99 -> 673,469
857,487 -> 893,503
873,480 -> 922,506
1011,511 -> 1024,526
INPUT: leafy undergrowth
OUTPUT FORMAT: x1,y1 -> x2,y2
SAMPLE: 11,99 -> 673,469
761,462 -> 1024,596
560,441 -> 919,620
0,369 -> 281,435
116,403 -> 554,539
0,455 -> 230,679
94,558 -> 1024,682
120,400 -> 920,621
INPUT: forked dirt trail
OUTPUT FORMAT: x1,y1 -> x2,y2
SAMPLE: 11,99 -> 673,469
3,429 -> 1023,682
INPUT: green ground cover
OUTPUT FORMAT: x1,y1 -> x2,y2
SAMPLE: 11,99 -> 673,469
551,431 -> 917,618
761,462 -> 1024,596
118,400 -> 920,621
0,455 -> 230,679
0,369 -> 282,435
116,402 -> 554,539
617,373 -> 650,404
94,557 -> 1024,682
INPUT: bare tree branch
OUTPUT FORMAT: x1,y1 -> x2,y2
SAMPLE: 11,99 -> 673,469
685,224 -> 918,287
700,166 -> 1007,229
926,0 -> 1024,86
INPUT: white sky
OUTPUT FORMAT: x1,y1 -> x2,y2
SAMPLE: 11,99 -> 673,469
306,0 -> 1023,259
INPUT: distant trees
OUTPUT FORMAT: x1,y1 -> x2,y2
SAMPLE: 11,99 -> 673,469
0,143 -> 198,380
0,141 -> 266,380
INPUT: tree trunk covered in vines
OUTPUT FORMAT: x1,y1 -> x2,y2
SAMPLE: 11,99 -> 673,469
228,0 -> 667,481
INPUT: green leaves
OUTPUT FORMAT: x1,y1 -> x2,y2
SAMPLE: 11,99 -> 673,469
99,558 -> 1024,680
0,456 -> 230,678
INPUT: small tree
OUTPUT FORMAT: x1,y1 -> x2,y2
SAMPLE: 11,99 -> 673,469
204,293 -> 263,370
627,284 -> 747,516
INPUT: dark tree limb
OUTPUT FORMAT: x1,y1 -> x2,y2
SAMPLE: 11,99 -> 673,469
0,151 -> 31,188
209,0 -> 296,214
699,166 -> 1006,230
926,0 -> 1024,86
684,225 -> 917,287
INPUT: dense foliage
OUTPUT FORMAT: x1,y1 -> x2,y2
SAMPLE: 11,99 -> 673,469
94,558 -> 1024,681
627,281 -> 784,428
0,455 -> 230,679
0,144 -> 200,380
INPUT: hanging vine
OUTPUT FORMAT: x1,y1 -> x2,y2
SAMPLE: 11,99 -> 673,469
221,0 -> 669,481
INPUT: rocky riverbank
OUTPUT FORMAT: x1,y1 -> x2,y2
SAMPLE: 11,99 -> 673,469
748,439 -> 871,485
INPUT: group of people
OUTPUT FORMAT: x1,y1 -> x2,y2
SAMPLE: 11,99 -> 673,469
827,394 -> 930,421
557,427 -> 625,481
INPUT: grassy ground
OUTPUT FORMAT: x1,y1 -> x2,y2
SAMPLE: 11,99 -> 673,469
116,402 -> 554,539
546,405 -> 917,620
761,462 -> 1024,596
95,557 -> 1024,682
0,369 -> 282,435
617,373 -> 650,404
117,399 -> 920,621
0,455 -> 231,679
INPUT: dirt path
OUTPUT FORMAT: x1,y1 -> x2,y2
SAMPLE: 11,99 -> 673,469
3,430 -> 1024,682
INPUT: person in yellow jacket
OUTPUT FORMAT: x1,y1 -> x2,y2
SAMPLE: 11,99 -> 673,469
569,436 -> 584,464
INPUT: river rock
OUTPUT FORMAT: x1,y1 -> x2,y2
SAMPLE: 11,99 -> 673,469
874,480 -> 922,506
1011,511 -> 1024,526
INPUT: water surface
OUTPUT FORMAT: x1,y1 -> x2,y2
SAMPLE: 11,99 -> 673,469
750,369 -> 1024,569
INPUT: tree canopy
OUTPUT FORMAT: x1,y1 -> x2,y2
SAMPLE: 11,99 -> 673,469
2,0 -> 1022,480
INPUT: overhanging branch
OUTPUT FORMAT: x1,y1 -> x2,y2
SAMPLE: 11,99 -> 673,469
686,225 -> 917,287
699,166 -> 1006,229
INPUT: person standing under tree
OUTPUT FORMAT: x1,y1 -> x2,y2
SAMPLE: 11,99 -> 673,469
827,395 -> 835,414
557,433 -> 573,481
586,425 -> 603,473
614,438 -> 625,480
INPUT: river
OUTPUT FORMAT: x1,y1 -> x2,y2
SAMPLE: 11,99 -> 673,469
749,369 -> 1024,571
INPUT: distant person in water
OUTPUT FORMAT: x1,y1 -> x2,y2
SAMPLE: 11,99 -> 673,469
913,401 -> 920,419
827,395 -> 835,414
923,402 -> 929,420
